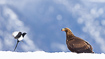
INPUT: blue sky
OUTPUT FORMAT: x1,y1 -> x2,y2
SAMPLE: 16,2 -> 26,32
0,0 -> 105,53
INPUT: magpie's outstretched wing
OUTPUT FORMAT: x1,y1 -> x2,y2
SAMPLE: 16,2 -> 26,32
14,32 -> 22,39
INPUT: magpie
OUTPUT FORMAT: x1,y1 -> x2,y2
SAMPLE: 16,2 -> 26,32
12,31 -> 27,51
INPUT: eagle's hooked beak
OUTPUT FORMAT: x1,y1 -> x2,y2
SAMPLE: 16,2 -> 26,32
61,28 -> 65,31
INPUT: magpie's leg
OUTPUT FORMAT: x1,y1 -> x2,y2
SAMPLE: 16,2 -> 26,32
14,40 -> 19,51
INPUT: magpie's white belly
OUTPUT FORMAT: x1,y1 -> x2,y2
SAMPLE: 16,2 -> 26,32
18,36 -> 23,41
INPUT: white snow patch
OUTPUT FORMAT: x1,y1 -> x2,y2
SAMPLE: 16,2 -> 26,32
0,51 -> 104,59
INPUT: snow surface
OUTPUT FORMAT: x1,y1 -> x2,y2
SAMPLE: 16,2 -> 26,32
0,51 -> 104,59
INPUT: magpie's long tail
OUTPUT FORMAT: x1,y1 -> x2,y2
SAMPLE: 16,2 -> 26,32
14,40 -> 19,51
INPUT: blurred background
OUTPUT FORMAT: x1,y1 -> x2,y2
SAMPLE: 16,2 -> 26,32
0,0 -> 105,53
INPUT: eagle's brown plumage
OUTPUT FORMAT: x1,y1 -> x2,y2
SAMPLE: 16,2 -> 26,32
61,28 -> 94,53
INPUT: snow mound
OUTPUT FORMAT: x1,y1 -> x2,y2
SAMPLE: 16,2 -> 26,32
0,51 -> 105,59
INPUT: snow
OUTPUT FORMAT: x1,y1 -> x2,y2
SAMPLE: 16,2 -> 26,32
0,51 -> 104,59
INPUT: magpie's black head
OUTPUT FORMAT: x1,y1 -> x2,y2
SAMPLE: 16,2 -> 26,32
22,32 -> 27,37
